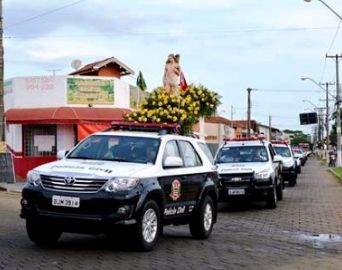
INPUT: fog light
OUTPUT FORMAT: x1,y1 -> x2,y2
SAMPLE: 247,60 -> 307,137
117,206 -> 129,215
21,199 -> 28,206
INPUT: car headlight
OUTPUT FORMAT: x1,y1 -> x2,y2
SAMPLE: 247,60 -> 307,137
104,177 -> 140,192
27,170 -> 41,187
255,169 -> 272,179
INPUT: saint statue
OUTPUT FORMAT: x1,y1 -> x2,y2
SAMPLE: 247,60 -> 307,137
163,54 -> 181,95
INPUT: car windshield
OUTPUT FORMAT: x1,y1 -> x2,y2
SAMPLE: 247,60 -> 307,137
215,145 -> 269,163
274,146 -> 291,157
67,135 -> 161,164
293,149 -> 303,154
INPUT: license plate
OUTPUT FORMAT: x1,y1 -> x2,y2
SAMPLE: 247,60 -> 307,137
228,189 -> 245,195
52,195 -> 80,208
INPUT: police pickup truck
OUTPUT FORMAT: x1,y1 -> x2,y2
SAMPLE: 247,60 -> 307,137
215,137 -> 283,208
20,122 -> 219,251
271,140 -> 297,187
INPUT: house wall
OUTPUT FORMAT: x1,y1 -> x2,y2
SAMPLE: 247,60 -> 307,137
4,75 -> 134,181
98,66 -> 121,78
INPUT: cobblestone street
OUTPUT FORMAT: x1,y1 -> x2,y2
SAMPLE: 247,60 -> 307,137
1,157 -> 342,270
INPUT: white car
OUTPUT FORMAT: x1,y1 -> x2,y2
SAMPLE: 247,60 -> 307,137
214,137 -> 283,208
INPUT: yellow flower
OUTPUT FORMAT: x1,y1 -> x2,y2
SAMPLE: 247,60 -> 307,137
158,101 -> 163,107
173,116 -> 178,122
210,104 -> 214,108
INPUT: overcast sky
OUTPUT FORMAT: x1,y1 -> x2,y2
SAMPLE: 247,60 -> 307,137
4,0 -> 342,135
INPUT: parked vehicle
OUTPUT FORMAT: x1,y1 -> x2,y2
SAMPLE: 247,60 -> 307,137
214,137 -> 283,208
293,148 -> 306,166
20,122 -> 219,251
271,140 -> 297,187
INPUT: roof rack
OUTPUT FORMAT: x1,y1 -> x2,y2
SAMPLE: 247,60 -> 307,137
271,140 -> 289,145
224,135 -> 265,142
106,121 -> 181,135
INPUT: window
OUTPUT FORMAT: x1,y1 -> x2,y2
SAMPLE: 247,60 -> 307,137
163,140 -> 181,162
216,145 -> 269,163
178,140 -> 202,167
23,125 -> 57,157
197,142 -> 214,164
68,135 -> 160,164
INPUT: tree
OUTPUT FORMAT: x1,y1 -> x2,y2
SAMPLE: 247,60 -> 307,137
125,84 -> 221,134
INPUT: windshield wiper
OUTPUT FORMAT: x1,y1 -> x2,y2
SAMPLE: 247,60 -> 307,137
111,158 -> 131,162
67,156 -> 96,160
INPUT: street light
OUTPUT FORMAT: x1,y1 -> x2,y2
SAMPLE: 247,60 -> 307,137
302,99 -> 318,108
304,0 -> 342,166
302,100 -> 325,144
301,77 -> 334,156
301,77 -> 335,99
304,0 -> 342,20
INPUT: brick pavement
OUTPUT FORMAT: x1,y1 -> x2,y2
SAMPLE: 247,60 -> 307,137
0,157 -> 342,270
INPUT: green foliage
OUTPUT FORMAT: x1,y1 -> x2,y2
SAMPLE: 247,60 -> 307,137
125,84 -> 221,134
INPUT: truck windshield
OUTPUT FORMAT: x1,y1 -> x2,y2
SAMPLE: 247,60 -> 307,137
67,135 -> 160,164
216,145 -> 269,163
273,146 -> 291,157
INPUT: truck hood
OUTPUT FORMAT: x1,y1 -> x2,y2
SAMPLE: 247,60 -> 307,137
281,157 -> 295,168
217,162 -> 270,174
32,159 -> 153,178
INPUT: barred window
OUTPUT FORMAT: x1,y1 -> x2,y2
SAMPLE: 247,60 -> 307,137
23,125 -> 57,157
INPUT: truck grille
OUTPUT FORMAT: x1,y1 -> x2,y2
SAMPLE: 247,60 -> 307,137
220,173 -> 254,185
40,174 -> 108,193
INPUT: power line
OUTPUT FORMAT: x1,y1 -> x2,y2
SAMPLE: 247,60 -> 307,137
5,0 -> 86,30
4,26 -> 339,39
255,88 -> 322,93
326,20 -> 342,54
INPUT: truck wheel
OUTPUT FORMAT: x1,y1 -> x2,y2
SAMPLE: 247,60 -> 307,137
190,196 -> 215,239
289,175 -> 296,187
134,200 -> 161,251
266,185 -> 277,209
276,179 -> 283,201
297,166 -> 301,174
26,218 -> 61,247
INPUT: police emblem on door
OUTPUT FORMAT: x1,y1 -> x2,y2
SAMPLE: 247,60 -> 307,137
169,179 -> 181,201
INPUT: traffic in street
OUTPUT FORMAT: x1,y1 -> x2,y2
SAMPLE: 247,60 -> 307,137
1,157 -> 342,270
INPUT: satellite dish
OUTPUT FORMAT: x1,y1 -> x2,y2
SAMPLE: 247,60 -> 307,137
71,59 -> 82,70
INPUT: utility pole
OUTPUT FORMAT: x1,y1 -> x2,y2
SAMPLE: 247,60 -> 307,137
319,82 -> 334,149
269,115 -> 272,141
326,54 -> 342,166
247,88 -> 252,137
0,0 -> 4,142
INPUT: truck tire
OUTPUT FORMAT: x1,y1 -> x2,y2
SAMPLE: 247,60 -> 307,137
134,200 -> 161,251
26,218 -> 61,247
190,196 -> 215,239
266,185 -> 277,209
289,174 -> 296,187
276,179 -> 283,201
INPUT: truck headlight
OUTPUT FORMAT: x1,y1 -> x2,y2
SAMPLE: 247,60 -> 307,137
104,177 -> 140,192
27,170 -> 41,187
255,169 -> 272,180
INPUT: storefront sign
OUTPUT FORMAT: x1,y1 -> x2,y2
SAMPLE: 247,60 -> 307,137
67,77 -> 114,105
0,153 -> 15,183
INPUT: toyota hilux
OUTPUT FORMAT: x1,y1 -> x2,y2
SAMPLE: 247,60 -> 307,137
20,122 -> 219,251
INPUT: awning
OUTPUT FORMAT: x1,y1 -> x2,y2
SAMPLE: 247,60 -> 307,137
5,107 -> 132,124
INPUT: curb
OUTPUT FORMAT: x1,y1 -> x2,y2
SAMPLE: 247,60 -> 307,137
328,168 -> 342,183
0,184 -> 23,193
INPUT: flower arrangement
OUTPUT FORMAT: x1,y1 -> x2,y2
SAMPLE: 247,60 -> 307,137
125,84 -> 221,134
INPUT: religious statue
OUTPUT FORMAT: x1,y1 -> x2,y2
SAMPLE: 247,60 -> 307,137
163,54 -> 181,95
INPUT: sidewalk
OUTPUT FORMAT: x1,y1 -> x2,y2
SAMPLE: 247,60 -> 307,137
0,182 -> 25,193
